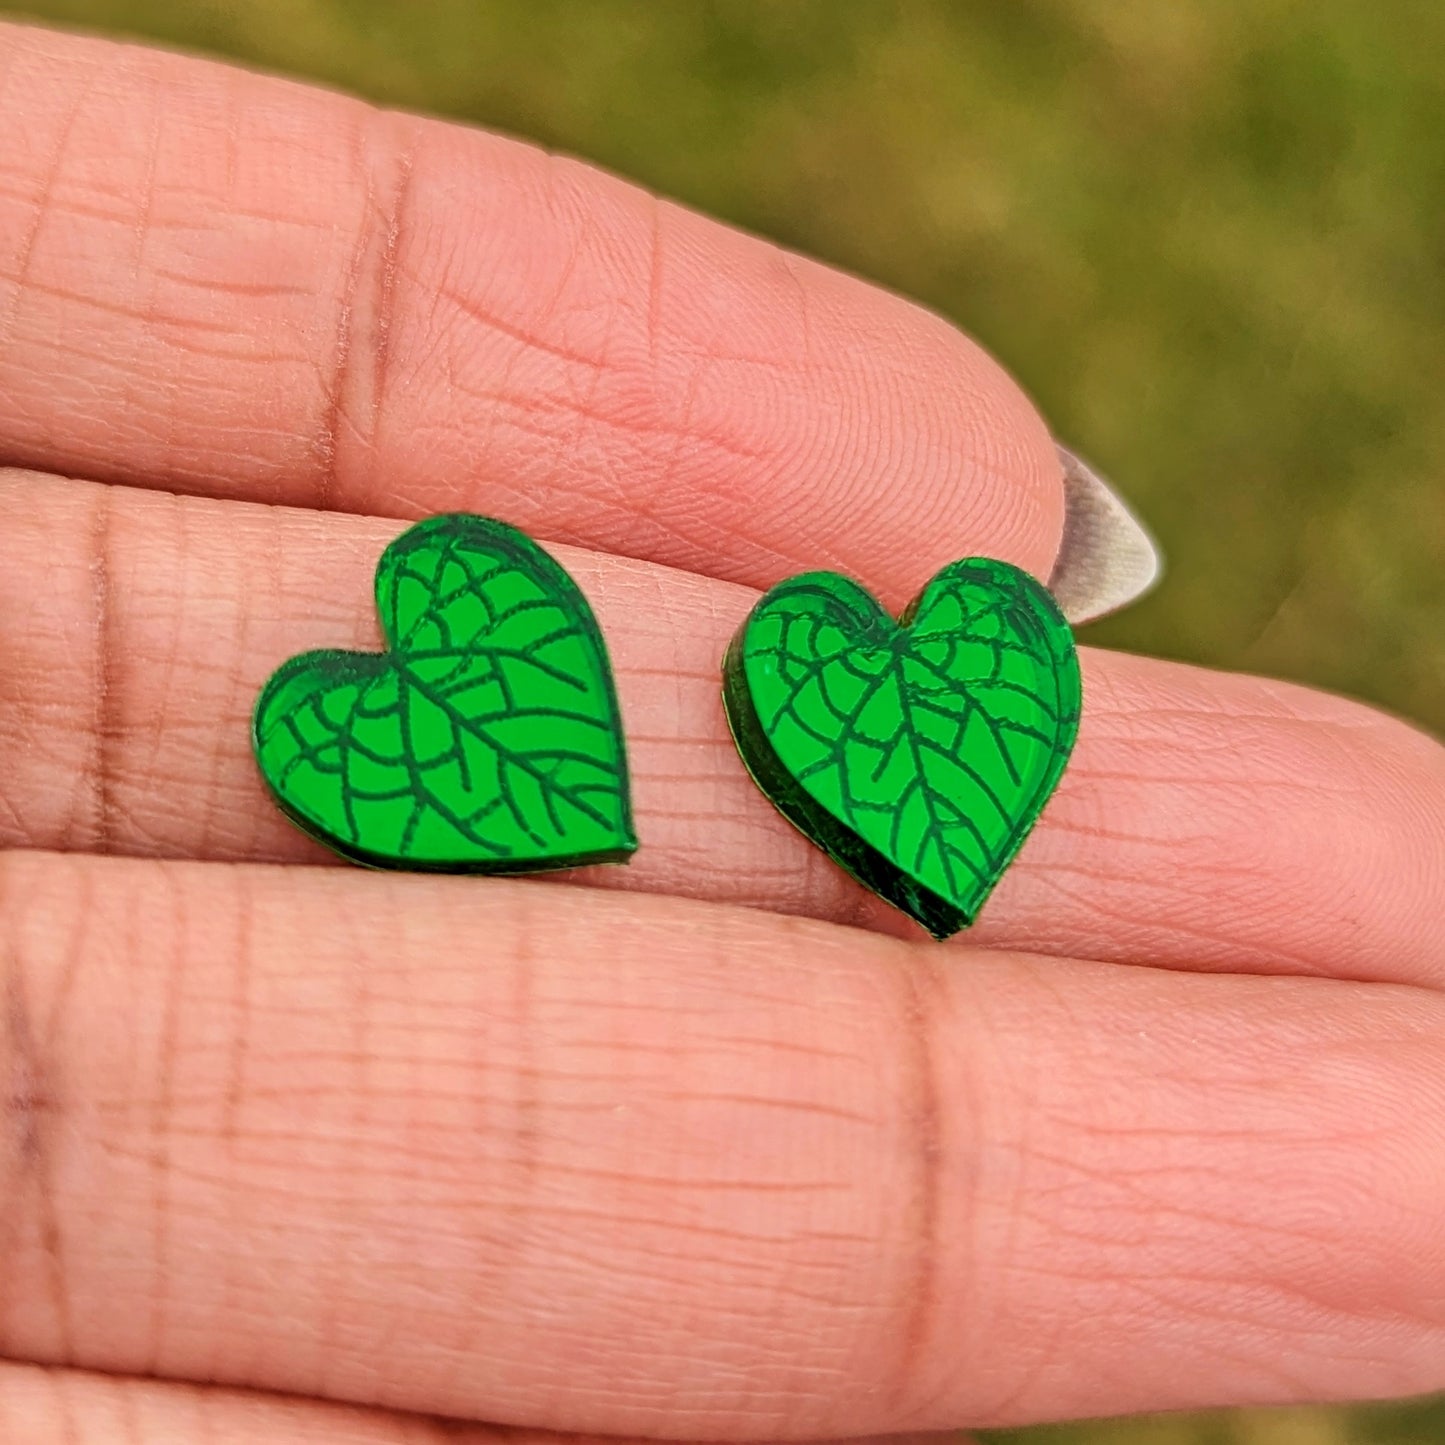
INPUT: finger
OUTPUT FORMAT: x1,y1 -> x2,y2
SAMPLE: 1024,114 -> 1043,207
0,1363 -> 607,1445
5,1363 -> 493,1445
0,22 -> 1060,604
3,470 -> 1442,986
4,852 -> 1445,1434
0,1363 -> 954,1445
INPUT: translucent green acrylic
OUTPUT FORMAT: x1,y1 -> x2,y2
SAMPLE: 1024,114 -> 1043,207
723,559 -> 1080,939
253,514 -> 637,872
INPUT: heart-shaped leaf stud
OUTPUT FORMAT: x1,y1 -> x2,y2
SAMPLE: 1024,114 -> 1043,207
254,514 -> 637,872
723,559 -> 1080,938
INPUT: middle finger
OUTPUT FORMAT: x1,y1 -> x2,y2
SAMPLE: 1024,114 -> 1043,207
2,468 -> 1442,985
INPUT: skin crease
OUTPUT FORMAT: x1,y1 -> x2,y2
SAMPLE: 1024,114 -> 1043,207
0,16 -> 1443,1445
0,1363 -> 949,1445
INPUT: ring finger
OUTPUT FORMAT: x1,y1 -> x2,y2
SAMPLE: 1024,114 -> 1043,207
3,852 -> 1444,1435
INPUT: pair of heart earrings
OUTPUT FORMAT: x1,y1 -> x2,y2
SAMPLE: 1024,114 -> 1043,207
252,513 -> 1081,939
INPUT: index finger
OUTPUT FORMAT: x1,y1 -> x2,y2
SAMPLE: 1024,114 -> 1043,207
0,22 -> 1062,603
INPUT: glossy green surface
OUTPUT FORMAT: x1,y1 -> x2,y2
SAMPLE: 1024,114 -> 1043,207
253,514 -> 637,872
724,559 -> 1080,938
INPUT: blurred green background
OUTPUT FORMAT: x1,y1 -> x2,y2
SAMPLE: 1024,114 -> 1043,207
5,2 -> 1441,1441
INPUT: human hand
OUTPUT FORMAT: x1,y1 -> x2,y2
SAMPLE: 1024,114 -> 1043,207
1,21 -> 1443,1445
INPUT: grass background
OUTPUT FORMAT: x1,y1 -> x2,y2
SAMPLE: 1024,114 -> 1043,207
4,2 -> 1442,1442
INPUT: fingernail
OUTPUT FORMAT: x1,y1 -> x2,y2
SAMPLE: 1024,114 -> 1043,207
1047,444 -> 1163,624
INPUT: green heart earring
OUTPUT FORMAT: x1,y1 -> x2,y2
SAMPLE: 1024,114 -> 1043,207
722,558 -> 1080,939
253,513 -> 637,872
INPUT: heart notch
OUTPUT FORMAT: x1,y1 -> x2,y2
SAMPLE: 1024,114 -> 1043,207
723,559 -> 1080,939
254,514 -> 637,874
